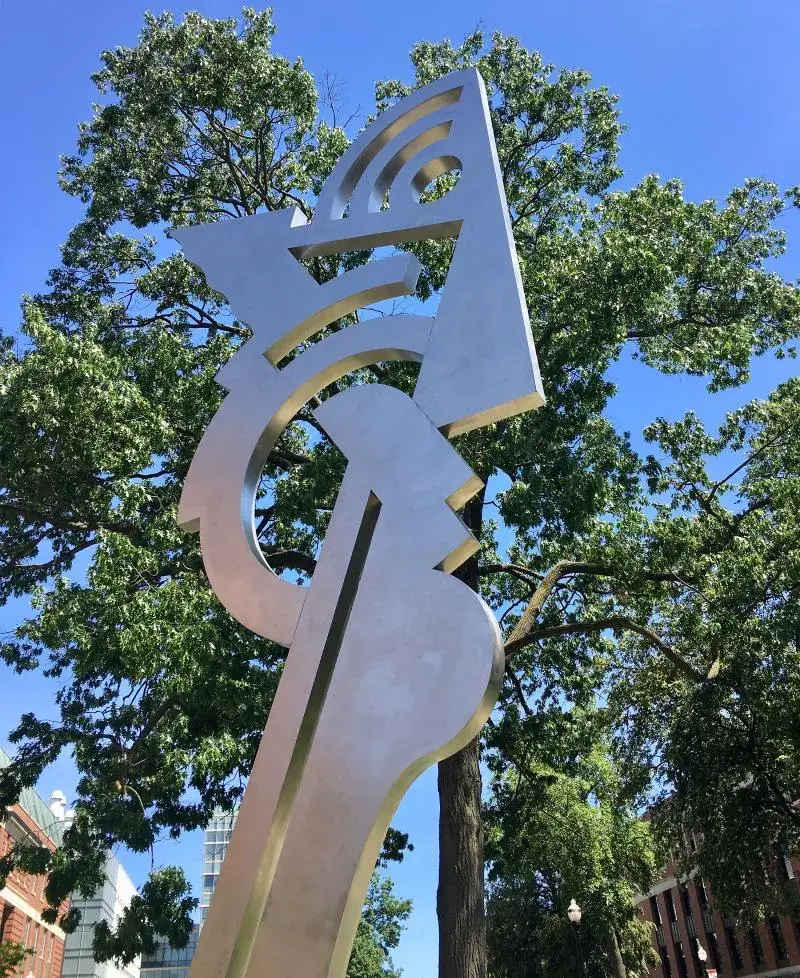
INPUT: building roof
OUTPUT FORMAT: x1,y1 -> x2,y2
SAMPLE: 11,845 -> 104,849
0,745 -> 64,845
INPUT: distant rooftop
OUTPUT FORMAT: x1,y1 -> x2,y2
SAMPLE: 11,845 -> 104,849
0,745 -> 64,845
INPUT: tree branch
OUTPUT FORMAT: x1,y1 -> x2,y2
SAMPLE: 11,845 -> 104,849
506,665 -> 533,717
262,547 -> 316,576
504,561 -> 596,650
126,695 -> 179,764
479,562 -> 543,588
1,539 -> 97,577
505,615 -> 704,683
0,500 -> 139,542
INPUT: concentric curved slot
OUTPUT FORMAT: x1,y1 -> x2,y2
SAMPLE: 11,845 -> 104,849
345,107 -> 456,216
408,152 -> 462,204
316,83 -> 464,221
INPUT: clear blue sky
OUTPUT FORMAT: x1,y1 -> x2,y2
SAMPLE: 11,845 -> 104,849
1,1 -> 799,975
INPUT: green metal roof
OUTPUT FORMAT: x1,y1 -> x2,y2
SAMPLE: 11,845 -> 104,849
0,745 -> 64,845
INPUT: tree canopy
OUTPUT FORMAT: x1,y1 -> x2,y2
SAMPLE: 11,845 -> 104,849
1,9 -> 799,978
485,722 -> 658,978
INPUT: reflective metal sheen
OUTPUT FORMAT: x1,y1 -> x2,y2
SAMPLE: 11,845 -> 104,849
173,67 -> 545,978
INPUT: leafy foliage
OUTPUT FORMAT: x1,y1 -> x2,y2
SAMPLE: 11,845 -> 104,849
485,720 -> 658,978
608,377 -> 800,917
0,941 -> 30,978
1,8 -> 799,972
348,877 -> 412,978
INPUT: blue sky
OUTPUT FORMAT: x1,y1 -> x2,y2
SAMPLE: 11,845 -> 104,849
1,1 -> 799,975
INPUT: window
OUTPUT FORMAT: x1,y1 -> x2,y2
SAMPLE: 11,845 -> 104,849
35,933 -> 44,978
666,890 -> 678,923
6,820 -> 26,844
651,896 -> 664,926
0,903 -> 13,941
748,928 -> 764,966
707,931 -> 723,972
684,905 -> 697,940
659,948 -> 672,978
768,916 -> 789,960
42,944 -> 51,978
724,922 -> 743,970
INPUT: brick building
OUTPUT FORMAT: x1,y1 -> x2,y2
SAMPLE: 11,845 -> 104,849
0,747 -> 67,978
639,854 -> 800,978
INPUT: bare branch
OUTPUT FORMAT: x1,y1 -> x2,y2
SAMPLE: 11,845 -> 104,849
1,539 -> 97,577
262,547 -> 316,576
505,615 -> 704,683
479,562 -> 544,586
0,499 -> 139,542
506,665 -> 533,718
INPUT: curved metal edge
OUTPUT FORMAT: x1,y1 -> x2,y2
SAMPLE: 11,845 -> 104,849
315,69 -> 480,220
177,315 -> 433,648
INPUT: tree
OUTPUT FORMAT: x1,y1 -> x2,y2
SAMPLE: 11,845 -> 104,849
1,9 -> 799,978
599,376 -> 800,919
348,877 -> 412,978
0,941 -> 29,978
485,715 -> 659,978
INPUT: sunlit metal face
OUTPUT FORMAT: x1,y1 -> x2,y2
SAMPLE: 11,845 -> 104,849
173,67 -> 544,978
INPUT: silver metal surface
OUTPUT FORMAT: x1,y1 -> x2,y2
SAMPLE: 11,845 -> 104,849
173,66 -> 545,978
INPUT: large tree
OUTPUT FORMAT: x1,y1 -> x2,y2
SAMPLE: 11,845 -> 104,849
485,720 -> 659,978
1,10 -> 799,978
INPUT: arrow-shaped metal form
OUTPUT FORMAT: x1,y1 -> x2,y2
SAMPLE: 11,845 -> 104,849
172,66 -> 545,978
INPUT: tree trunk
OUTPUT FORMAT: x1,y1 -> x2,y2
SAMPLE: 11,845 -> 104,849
437,737 -> 486,978
437,491 -> 487,978
606,926 -> 627,978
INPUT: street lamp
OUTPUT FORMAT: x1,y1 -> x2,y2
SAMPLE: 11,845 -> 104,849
567,900 -> 586,978
696,939 -> 709,978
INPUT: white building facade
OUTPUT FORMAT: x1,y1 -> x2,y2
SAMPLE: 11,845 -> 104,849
49,791 -> 140,978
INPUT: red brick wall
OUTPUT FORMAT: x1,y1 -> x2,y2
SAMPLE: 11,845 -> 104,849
0,803 -> 67,978
640,873 -> 800,978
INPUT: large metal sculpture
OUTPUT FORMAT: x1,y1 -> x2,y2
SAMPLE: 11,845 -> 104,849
173,67 -> 544,978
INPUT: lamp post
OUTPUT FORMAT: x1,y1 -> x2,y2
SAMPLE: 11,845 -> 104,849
567,900 -> 587,978
696,939 -> 709,978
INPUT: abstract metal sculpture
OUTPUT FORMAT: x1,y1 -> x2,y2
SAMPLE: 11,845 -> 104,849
173,67 -> 544,978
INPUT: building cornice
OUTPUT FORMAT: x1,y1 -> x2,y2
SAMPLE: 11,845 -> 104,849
0,884 -> 66,939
